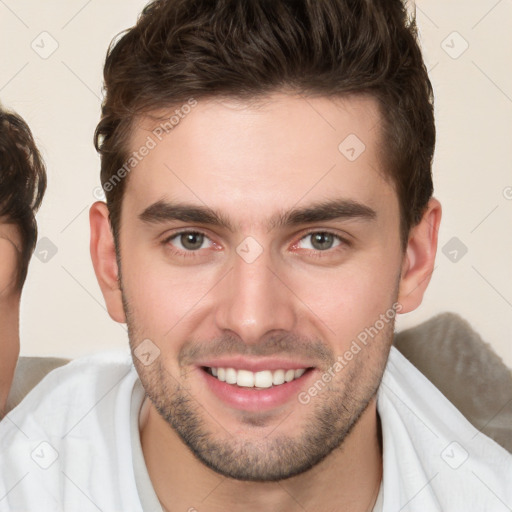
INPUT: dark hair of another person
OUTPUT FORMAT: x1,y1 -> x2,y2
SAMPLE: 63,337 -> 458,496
0,107 -> 47,288
95,0 -> 435,250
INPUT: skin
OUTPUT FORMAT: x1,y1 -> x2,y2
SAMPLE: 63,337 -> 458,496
0,220 -> 22,416
90,93 -> 441,511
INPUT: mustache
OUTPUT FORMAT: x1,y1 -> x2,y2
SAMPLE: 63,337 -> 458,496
178,331 -> 335,368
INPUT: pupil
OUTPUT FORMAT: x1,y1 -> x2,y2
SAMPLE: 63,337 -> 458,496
312,233 -> 332,250
182,233 -> 203,250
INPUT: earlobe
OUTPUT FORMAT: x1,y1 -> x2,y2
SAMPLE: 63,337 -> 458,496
397,198 -> 442,313
89,201 -> 126,323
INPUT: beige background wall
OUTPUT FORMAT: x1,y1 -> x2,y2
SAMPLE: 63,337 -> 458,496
1,0 -> 511,367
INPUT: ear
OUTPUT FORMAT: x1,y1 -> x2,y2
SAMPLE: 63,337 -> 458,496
89,201 -> 126,323
397,198 -> 442,313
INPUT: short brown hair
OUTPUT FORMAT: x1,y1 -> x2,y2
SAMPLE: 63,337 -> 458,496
95,0 -> 434,248
0,107 -> 46,288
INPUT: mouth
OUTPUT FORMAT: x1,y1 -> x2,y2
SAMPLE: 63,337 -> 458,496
203,366 -> 311,389
198,362 -> 316,412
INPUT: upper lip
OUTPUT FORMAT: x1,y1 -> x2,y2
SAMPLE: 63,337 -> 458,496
196,356 -> 315,372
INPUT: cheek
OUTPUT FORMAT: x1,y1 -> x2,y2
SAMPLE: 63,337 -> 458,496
0,239 -> 19,295
289,257 -> 400,342
121,250 -> 215,339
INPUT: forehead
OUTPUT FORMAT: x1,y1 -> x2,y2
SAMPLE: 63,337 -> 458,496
122,93 -> 397,228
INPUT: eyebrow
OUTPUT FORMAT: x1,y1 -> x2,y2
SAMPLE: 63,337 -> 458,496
138,198 -> 377,232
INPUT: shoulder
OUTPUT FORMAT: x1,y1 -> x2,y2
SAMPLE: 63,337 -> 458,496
2,350 -> 136,437
0,351 -> 140,511
378,346 -> 512,510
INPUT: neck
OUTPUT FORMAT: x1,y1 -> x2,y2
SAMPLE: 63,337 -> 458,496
141,397 -> 382,512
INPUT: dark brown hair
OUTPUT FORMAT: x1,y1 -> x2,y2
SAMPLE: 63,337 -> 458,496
0,107 -> 47,289
95,0 -> 434,248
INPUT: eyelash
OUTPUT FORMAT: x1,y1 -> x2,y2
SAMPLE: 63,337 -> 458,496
162,229 -> 350,259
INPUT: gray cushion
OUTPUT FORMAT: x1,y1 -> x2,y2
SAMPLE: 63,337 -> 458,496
394,312 -> 512,452
5,356 -> 70,414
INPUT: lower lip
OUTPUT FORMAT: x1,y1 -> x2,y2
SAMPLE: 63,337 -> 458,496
199,367 -> 315,412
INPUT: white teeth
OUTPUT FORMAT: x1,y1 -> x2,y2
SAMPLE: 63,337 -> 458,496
254,370 -> 273,388
285,369 -> 295,382
236,370 -> 254,387
208,366 -> 308,388
272,369 -> 285,385
225,368 -> 237,384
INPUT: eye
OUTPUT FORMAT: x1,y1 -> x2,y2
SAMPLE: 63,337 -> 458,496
296,231 -> 345,252
164,231 -> 213,252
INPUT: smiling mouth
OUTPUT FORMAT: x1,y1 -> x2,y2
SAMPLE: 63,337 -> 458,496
202,366 -> 313,389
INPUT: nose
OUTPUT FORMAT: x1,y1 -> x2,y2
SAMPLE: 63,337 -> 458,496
214,243 -> 297,344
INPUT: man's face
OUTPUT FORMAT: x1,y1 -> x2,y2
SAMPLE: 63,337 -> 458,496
0,219 -> 21,413
113,93 -> 406,480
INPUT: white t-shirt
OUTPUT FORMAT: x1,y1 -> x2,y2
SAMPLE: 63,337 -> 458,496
0,347 -> 510,511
